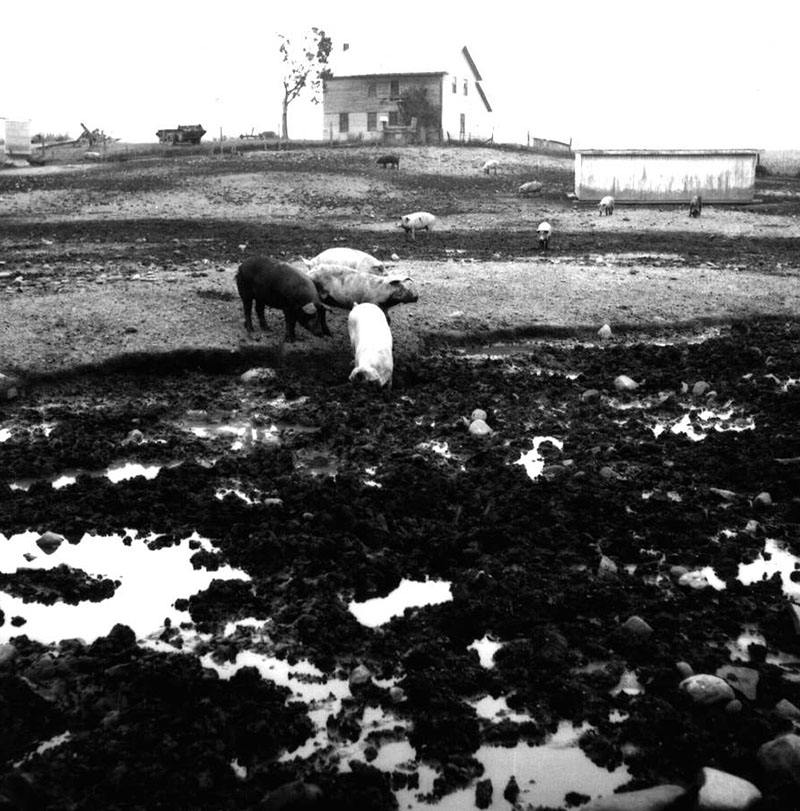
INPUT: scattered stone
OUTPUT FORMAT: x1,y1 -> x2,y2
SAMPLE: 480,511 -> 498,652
598,324 -> 613,340
676,661 -> 694,679
36,531 -> 65,555
752,491 -> 772,509
697,766 -> 761,810
692,381 -> 711,396
391,253 -> 399,262
744,519 -> 762,536
599,466 -> 616,479
582,783 -> 686,810
388,686 -> 406,703
122,429 -> 145,446
623,615 -> 653,639
709,487 -> 737,501
680,674 -> 736,704
716,665 -> 759,701
725,699 -> 743,713
774,699 -> 800,721
581,389 -> 601,403
598,555 -> 618,579
348,664 -> 372,692
757,733 -> 800,787
470,409 -> 487,422
261,779 -> 323,811
240,367 -> 277,384
469,418 -> 492,437
613,375 -> 639,391
678,570 -> 712,590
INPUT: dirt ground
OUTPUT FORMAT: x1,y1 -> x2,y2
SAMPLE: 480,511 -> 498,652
0,145 -> 799,810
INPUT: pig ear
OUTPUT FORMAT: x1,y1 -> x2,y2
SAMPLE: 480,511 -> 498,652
299,256 -> 312,268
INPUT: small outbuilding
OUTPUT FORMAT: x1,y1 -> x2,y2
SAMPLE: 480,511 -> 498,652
1,119 -> 32,164
574,148 -> 760,204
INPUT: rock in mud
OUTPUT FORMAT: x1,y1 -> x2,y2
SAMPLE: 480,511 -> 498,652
697,767 -> 761,810
680,674 -> 735,704
757,732 -> 800,787
613,375 -> 639,391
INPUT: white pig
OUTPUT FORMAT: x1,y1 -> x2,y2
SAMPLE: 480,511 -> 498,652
598,195 -> 615,216
482,159 -> 500,175
537,221 -> 552,251
348,303 -> 393,388
398,211 -> 436,241
304,247 -> 386,275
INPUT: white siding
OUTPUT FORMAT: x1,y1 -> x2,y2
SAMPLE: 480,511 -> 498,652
575,150 -> 760,203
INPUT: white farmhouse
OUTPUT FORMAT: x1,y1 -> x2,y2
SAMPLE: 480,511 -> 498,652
322,45 -> 492,145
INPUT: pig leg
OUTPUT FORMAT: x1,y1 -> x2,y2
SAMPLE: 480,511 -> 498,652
282,311 -> 298,342
255,302 -> 268,331
240,294 -> 255,332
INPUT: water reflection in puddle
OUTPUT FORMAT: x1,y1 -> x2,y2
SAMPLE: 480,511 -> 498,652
391,721 -> 631,811
469,635 -> 503,668
514,436 -> 563,480
10,460 -> 181,492
0,531 -> 248,644
349,579 -> 453,627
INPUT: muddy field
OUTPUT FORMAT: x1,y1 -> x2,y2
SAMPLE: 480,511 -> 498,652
0,145 -> 799,811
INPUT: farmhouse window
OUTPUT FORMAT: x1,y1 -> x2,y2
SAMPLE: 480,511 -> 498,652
388,111 -> 400,126
452,77 -> 457,93
367,82 -> 377,97
390,80 -> 400,99
367,112 -> 377,131
339,113 -> 349,134
463,79 -> 468,96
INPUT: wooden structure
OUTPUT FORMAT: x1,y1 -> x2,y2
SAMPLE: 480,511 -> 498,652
574,149 -> 761,203
156,124 -> 207,145
322,45 -> 492,144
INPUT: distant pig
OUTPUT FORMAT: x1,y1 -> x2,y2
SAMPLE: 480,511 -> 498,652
482,159 -> 500,175
376,154 -> 400,169
307,264 -> 418,321
398,211 -> 436,241
348,303 -> 393,388
598,195 -> 615,216
689,194 -> 702,217
235,256 -> 331,341
303,247 -> 386,275
518,181 -> 543,197
537,221 -> 552,251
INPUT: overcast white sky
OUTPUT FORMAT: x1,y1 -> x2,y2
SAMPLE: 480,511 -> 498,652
3,0 -> 798,150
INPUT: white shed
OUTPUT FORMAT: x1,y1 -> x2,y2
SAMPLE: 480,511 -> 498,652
575,149 -> 760,204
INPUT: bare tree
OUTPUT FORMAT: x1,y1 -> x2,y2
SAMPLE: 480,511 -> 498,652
278,27 -> 333,141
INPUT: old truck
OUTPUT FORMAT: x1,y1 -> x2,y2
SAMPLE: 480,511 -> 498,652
156,125 -> 207,145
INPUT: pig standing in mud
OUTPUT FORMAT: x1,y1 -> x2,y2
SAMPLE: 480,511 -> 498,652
537,221 -> 552,251
398,211 -> 436,241
689,194 -> 703,217
598,195 -> 615,216
348,303 -> 393,388
306,264 -> 418,322
235,256 -> 331,341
